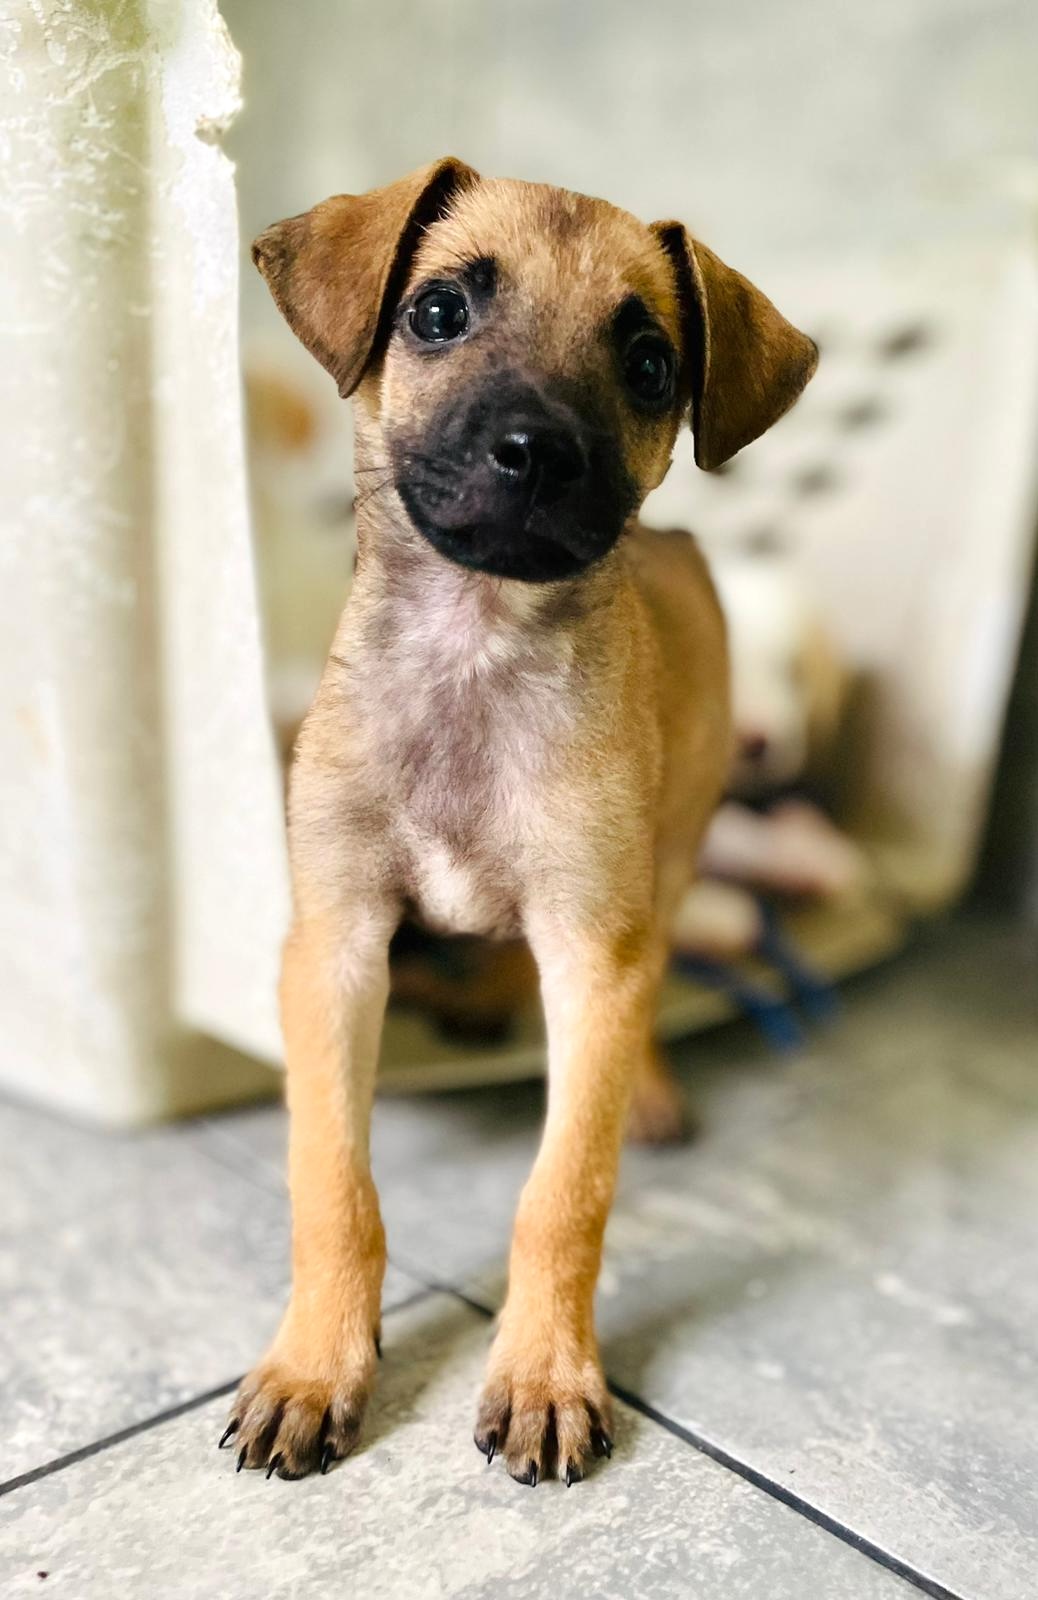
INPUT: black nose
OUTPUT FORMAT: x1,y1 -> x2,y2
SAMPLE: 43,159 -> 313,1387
488,426 -> 586,502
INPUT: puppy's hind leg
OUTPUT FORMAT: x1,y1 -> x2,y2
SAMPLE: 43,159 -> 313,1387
475,914 -> 664,1485
225,906 -> 394,1479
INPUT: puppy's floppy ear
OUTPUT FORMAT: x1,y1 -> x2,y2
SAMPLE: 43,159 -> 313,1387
653,223 -> 818,470
252,157 -> 478,398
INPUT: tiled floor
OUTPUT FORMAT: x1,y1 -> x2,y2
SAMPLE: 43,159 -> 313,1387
1,916 -> 1036,1599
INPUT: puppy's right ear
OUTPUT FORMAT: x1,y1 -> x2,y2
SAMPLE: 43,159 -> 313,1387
252,157 -> 478,398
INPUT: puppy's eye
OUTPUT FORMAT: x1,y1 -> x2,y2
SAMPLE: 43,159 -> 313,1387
409,286 -> 469,344
624,335 -> 673,404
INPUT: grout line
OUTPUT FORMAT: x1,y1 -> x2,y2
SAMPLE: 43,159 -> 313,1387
421,1277 -> 968,1600
605,1383 -> 968,1600
388,1257 -> 501,1322
380,1284 -> 437,1318
0,1379 -> 242,1501
0,1285 -> 433,1502
191,1116 -> 287,1198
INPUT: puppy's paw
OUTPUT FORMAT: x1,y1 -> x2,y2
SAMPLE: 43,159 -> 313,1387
221,1332 -> 378,1479
474,1333 -> 613,1486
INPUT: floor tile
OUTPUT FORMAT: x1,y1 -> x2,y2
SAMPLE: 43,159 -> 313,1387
0,1097 -> 420,1483
579,922 -> 1038,1600
0,1293 -> 913,1600
193,919 -> 1038,1598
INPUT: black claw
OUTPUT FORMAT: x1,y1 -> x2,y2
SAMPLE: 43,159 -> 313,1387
265,1453 -> 282,1481
320,1443 -> 336,1475
518,1459 -> 538,1488
236,1446 -> 248,1473
374,1332 -> 382,1359
591,1428 -> 613,1460
218,1419 -> 239,1450
486,1431 -> 497,1465
475,1429 -> 497,1463
565,1459 -> 583,1487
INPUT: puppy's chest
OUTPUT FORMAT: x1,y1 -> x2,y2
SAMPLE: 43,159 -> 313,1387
384,666 -> 561,938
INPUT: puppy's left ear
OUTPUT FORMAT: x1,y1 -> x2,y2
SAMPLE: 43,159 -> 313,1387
252,157 -> 478,398
653,223 -> 818,470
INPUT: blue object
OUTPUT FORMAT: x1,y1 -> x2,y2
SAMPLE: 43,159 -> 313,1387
756,899 -> 840,1023
671,898 -> 839,1050
671,951 -> 804,1051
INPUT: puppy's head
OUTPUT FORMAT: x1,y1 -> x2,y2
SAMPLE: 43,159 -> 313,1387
253,159 -> 817,582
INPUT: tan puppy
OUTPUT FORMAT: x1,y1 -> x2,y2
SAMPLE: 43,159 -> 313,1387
223,159 -> 816,1486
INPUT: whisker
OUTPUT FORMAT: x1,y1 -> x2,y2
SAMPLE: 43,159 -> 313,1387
352,473 -> 397,513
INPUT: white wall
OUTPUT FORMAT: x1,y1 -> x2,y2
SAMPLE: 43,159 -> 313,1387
224,0 -> 1038,329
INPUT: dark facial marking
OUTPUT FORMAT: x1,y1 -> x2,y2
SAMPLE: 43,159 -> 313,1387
613,294 -> 656,346
392,376 -> 636,583
459,255 -> 497,296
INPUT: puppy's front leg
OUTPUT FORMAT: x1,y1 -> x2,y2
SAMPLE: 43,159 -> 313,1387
476,918 -> 661,1485
226,909 -> 392,1478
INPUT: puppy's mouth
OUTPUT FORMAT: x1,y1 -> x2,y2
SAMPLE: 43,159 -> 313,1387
392,442 -> 635,584
396,479 -> 611,583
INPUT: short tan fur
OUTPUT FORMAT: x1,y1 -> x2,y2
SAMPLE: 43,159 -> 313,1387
227,159 -> 816,1485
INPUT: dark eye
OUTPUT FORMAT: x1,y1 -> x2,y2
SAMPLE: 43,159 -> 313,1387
409,286 -> 469,344
624,335 -> 674,403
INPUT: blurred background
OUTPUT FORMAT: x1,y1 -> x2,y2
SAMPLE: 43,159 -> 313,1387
1,0 -> 1037,1123
3,6 -> 1038,1594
